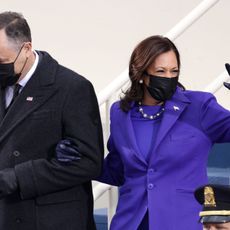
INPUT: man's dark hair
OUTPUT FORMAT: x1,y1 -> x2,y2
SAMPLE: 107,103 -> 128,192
0,11 -> 31,48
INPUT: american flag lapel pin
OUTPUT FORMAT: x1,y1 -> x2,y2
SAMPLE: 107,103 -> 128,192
26,96 -> 33,101
173,105 -> 180,111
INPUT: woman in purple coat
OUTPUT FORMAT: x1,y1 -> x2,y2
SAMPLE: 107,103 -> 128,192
97,35 -> 230,230
56,35 -> 230,229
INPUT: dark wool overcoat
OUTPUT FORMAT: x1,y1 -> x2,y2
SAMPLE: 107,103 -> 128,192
0,51 -> 104,230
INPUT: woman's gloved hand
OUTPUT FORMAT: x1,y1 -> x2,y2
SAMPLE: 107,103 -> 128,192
56,139 -> 82,162
223,63 -> 230,90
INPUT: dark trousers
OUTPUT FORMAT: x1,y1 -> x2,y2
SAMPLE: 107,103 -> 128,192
138,211 -> 149,230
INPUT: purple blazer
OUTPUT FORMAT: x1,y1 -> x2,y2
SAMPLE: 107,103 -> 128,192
98,88 -> 230,230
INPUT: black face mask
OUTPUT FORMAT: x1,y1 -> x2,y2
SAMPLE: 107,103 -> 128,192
0,45 -> 27,88
145,73 -> 178,102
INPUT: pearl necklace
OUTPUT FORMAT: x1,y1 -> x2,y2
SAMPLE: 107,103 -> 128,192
138,102 -> 165,120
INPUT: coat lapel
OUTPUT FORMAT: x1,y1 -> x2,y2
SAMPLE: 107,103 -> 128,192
152,89 -> 191,157
0,87 -> 5,123
117,103 -> 147,165
115,89 -> 191,166
0,87 -> 57,143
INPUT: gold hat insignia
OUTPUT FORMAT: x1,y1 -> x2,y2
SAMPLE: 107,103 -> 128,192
204,186 -> 216,207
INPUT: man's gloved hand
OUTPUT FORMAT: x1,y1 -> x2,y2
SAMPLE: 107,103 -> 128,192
223,63 -> 230,90
56,139 -> 82,162
0,168 -> 18,199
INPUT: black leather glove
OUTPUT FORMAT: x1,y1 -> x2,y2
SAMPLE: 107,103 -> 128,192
223,63 -> 230,90
56,139 -> 82,162
0,168 -> 18,199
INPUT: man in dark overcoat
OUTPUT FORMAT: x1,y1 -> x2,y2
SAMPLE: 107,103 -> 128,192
0,11 -> 104,230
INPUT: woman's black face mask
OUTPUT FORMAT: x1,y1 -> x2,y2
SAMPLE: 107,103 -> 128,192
0,45 -> 26,88
145,72 -> 178,102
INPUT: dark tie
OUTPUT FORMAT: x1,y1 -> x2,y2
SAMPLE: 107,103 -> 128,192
6,84 -> 22,112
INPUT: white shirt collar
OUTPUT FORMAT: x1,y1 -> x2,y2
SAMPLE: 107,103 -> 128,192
18,50 -> 39,87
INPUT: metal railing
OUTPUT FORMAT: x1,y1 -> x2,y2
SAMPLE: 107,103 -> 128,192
93,0 -> 226,227
204,71 -> 230,93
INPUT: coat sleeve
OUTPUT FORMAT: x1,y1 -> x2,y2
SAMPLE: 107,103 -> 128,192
200,93 -> 230,143
14,78 -> 104,199
97,103 -> 125,186
97,136 -> 125,186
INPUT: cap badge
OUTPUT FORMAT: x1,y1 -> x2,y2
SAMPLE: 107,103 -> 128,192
204,186 -> 216,207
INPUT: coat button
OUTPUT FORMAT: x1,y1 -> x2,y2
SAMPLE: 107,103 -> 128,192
148,168 -> 156,173
148,183 -> 155,190
13,151 -> 20,157
15,218 -> 22,223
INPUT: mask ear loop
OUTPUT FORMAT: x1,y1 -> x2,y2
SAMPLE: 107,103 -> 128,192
18,57 -> 28,75
13,43 -> 25,64
13,43 -> 28,76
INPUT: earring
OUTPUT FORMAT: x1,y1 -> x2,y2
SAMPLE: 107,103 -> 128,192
139,79 -> 143,84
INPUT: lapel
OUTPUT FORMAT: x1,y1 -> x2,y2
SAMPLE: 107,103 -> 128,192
150,88 -> 191,160
0,87 -> 5,123
0,51 -> 58,143
116,102 -> 147,166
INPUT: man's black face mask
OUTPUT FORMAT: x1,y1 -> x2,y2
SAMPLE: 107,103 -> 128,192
0,45 -> 27,88
145,73 -> 178,102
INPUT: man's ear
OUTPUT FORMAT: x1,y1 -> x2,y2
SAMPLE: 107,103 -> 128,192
23,42 -> 32,58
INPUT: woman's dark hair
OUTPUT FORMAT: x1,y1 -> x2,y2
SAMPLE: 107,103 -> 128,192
0,11 -> 31,49
120,35 -> 185,112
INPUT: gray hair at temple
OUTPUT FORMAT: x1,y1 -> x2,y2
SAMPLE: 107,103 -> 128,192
0,11 -> 31,51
